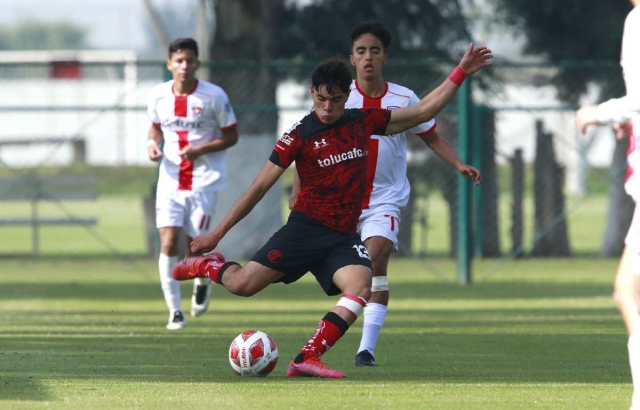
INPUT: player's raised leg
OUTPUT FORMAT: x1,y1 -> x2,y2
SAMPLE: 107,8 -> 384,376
174,257 -> 284,296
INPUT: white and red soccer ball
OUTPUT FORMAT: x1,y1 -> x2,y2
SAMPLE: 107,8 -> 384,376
228,330 -> 278,376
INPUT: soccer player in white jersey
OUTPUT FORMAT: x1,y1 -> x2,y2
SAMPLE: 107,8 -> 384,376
289,21 -> 482,367
147,38 -> 238,330
575,1 -> 640,408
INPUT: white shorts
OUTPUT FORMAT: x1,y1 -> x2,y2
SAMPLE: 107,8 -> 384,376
155,190 -> 218,238
626,202 -> 640,275
357,208 -> 401,252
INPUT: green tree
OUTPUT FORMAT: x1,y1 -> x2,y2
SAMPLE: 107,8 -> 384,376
0,19 -> 88,50
277,0 -> 471,61
493,0 -> 631,102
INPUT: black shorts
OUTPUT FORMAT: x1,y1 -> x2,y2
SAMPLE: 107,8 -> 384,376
251,211 -> 372,296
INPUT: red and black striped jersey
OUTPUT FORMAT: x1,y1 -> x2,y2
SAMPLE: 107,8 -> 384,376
270,108 -> 391,234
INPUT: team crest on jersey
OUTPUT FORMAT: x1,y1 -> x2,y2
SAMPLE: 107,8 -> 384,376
192,106 -> 203,116
353,123 -> 365,137
313,138 -> 328,150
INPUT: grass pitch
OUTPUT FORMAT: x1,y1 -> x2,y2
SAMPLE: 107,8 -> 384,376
0,257 -> 631,409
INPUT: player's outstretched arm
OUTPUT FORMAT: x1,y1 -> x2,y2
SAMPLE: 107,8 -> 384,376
385,44 -> 492,135
420,131 -> 482,185
191,161 -> 285,253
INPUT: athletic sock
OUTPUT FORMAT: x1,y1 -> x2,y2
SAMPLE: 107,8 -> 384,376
201,260 -> 240,285
158,253 -> 181,312
358,302 -> 388,356
629,333 -> 640,408
295,312 -> 349,363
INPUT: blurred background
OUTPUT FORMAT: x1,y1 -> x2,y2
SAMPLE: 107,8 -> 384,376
0,0 -> 633,282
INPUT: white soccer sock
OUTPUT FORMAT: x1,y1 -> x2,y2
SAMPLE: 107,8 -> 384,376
194,277 -> 211,287
158,253 -> 181,313
629,333 -> 640,408
357,302 -> 388,356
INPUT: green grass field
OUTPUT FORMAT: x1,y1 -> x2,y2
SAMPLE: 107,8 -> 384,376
0,257 -> 632,409
0,190 -> 613,257
0,164 -> 618,257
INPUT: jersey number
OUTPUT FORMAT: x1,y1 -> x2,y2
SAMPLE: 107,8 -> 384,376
384,214 -> 396,231
352,245 -> 371,260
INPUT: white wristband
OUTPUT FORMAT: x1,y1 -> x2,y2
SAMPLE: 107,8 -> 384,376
147,139 -> 159,147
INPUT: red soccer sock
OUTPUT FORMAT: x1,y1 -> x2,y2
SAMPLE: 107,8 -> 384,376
200,260 -> 239,285
295,312 -> 349,363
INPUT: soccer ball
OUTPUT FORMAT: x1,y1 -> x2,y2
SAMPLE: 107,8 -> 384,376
228,330 -> 278,376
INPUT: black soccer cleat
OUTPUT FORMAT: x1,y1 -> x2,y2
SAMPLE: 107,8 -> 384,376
190,282 -> 212,317
166,310 -> 186,330
355,350 -> 378,367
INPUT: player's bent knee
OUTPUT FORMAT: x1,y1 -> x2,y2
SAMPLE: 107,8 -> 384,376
371,276 -> 389,292
349,283 -> 371,301
344,284 -> 371,301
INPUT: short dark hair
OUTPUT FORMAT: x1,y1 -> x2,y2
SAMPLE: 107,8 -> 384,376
350,20 -> 392,51
168,38 -> 199,58
310,58 -> 352,95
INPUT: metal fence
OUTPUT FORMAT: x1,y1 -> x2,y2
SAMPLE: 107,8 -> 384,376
0,59 -> 630,276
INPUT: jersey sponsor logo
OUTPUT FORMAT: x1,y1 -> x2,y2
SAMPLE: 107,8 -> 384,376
317,148 -> 368,168
192,106 -> 203,116
313,138 -> 328,149
386,105 -> 401,110
161,118 -> 202,129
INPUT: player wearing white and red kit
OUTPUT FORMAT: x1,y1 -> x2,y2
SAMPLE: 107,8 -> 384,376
575,2 -> 640,408
346,22 -> 481,367
346,79 -> 436,365
148,79 -> 237,193
147,38 -> 238,330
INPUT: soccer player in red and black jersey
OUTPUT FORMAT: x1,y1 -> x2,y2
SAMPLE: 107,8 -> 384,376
172,44 -> 492,378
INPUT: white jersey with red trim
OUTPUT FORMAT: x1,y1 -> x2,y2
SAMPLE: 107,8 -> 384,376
346,80 -> 436,212
595,6 -> 640,199
147,79 -> 237,193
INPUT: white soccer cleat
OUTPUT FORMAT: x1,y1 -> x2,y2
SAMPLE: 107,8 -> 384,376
166,310 -> 186,330
190,281 -> 213,317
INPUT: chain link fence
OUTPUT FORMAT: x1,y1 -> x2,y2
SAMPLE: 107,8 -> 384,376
0,59 -> 630,274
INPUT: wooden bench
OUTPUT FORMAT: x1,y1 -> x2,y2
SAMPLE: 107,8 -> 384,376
0,175 -> 98,256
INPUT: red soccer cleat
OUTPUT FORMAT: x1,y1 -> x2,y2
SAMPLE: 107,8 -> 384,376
286,357 -> 346,379
172,252 -> 225,281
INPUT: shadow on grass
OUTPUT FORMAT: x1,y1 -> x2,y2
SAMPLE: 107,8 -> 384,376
0,281 -> 614,301
0,375 -> 51,402
0,326 -> 630,400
